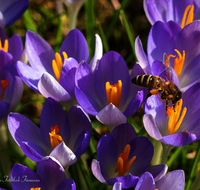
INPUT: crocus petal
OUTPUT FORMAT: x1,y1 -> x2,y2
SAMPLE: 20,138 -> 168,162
96,104 -> 127,126
59,58 -> 78,97
90,34 -> 103,71
25,31 -> 55,75
50,142 -> 77,168
0,26 -> 7,41
112,182 -> 122,190
11,164 -> 47,190
156,170 -> 185,190
143,0 -> 167,25
8,113 -> 46,148
143,114 -> 163,140
91,159 -> 107,184
60,29 -> 89,63
55,179 -> 76,190
0,101 -> 9,120
95,51 -> 130,108
161,131 -> 197,146
16,60 -> 41,93
8,34 -> 23,63
135,172 -> 155,190
37,156 -> 67,190
38,72 -> 72,103
40,97 -> 70,148
146,164 -> 168,182
147,21 -> 176,66
0,50 -> 12,71
128,137 -> 154,176
19,141 -> 44,162
67,105 -> 92,149
75,61 -> 101,115
107,174 -> 139,189
74,130 -> 91,158
135,36 -> 150,74
97,133 -> 118,180
9,76 -> 23,111
3,0 -> 29,27
111,122 -> 137,155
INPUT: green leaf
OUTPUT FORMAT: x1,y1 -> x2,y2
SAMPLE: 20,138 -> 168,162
23,9 -> 38,33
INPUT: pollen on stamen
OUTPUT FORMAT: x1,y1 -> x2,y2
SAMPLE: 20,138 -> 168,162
52,51 -> 68,82
114,144 -> 136,177
0,39 -> 8,52
30,188 -> 41,190
167,99 -> 187,135
105,80 -> 122,108
0,79 -> 9,100
180,5 -> 194,28
49,125 -> 64,149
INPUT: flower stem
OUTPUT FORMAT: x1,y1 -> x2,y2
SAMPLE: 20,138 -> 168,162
68,6 -> 80,30
151,140 -> 162,165
186,142 -> 200,190
160,143 -> 173,164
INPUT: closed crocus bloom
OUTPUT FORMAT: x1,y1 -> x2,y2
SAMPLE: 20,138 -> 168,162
0,0 -> 28,27
75,51 -> 144,126
144,0 -> 200,28
17,29 -> 102,109
11,156 -> 76,190
91,122 -> 167,189
135,170 -> 185,190
8,97 -> 92,168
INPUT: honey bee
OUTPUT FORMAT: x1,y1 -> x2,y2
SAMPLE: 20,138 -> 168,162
131,74 -> 182,111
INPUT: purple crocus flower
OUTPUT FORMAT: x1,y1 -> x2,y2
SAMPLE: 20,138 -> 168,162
0,27 -> 23,120
144,0 -> 200,28
143,82 -> 200,147
8,97 -> 92,168
75,51 -> 144,126
135,170 -> 185,190
11,156 -> 76,190
91,122 -> 167,189
17,29 -> 102,109
136,20 -> 200,92
0,0 -> 28,27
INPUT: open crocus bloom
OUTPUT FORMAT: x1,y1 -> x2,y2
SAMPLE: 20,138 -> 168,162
135,170 -> 185,190
91,122 -> 167,189
0,0 -> 28,27
135,20 -> 200,92
11,156 -> 76,190
17,29 -> 102,109
144,0 -> 200,28
8,98 -> 92,168
75,51 -> 144,126
143,82 -> 200,146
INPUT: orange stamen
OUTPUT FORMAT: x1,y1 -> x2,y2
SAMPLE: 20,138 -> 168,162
174,49 -> 185,77
0,79 -> 9,100
0,39 -> 8,52
52,52 -> 68,82
30,188 -> 41,190
180,5 -> 194,28
49,125 -> 64,149
114,144 -> 136,177
105,80 -> 122,108
167,99 -> 187,135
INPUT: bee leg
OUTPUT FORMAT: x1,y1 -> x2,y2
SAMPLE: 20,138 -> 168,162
144,92 -> 152,102
165,99 -> 169,111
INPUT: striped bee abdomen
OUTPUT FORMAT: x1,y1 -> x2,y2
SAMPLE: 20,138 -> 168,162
132,75 -> 155,88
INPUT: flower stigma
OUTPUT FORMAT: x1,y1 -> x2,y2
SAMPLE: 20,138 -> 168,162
0,79 -> 9,100
114,144 -> 136,177
49,125 -> 64,149
180,5 -> 194,28
105,80 -> 122,108
0,38 -> 8,52
52,52 -> 68,82
167,49 -> 185,77
167,99 -> 187,135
